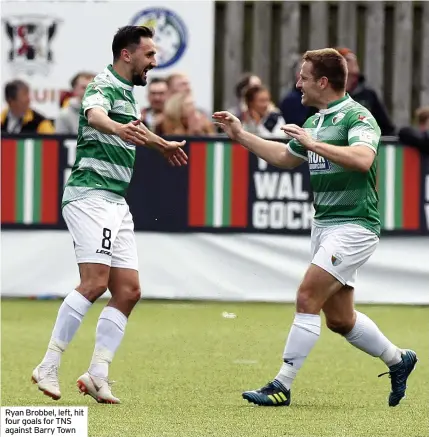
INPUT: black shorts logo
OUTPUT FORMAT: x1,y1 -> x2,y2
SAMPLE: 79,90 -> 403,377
96,249 -> 112,256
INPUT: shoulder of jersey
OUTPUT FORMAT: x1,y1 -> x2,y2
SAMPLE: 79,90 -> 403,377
348,99 -> 372,114
303,114 -> 319,127
91,71 -> 112,85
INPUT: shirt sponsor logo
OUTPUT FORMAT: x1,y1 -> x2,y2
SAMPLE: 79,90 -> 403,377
308,151 -> 331,171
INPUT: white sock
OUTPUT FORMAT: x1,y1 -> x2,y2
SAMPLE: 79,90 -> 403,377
41,290 -> 92,367
88,306 -> 127,379
275,313 -> 321,390
345,311 -> 402,367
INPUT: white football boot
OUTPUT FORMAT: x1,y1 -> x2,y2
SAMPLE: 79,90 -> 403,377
31,364 -> 61,400
76,372 -> 120,404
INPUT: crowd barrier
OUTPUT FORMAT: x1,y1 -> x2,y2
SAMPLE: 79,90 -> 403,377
2,134 -> 429,235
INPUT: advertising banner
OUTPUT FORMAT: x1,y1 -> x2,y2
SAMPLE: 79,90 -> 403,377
1,1 -> 215,118
1,135 -> 428,235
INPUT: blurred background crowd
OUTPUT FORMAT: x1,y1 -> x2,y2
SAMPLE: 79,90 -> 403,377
2,47 -> 428,154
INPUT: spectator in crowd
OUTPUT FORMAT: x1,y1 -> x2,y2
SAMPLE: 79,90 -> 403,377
278,57 -> 317,126
240,85 -> 285,137
1,80 -> 54,134
59,71 -> 95,109
398,106 -> 429,154
336,47 -> 395,136
155,91 -> 215,136
141,77 -> 168,131
166,72 -> 211,120
166,72 -> 191,96
55,72 -> 95,134
227,72 -> 262,118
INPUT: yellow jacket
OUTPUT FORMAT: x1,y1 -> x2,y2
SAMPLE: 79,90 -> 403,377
1,108 -> 55,134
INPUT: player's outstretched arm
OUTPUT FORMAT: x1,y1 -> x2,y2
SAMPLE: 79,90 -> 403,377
138,121 -> 188,167
282,124 -> 376,172
213,111 -> 304,169
87,108 -> 148,146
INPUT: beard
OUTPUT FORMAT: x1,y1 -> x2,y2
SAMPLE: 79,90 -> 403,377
131,73 -> 147,87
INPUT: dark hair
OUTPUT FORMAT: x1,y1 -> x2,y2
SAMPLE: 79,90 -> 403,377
244,85 -> 269,106
70,72 -> 95,88
303,48 -> 347,92
235,72 -> 258,99
4,80 -> 29,102
149,77 -> 168,87
112,26 -> 154,61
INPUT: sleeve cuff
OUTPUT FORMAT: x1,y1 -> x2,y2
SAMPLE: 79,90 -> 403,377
83,105 -> 108,118
349,142 -> 377,154
286,143 -> 308,161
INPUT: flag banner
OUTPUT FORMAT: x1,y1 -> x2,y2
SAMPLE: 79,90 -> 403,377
1,135 -> 428,235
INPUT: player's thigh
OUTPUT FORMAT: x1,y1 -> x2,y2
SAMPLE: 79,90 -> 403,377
110,205 -> 139,272
312,224 -> 379,289
322,285 -> 355,334
107,206 -> 141,313
297,263 -> 344,313
62,197 -> 123,266
63,197 -> 123,298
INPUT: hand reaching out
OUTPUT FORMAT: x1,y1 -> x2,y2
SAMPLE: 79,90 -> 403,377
161,140 -> 188,166
212,111 -> 243,140
280,124 -> 316,150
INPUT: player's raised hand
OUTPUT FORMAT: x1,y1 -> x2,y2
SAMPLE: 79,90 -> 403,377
281,124 -> 315,149
212,111 -> 243,140
115,119 -> 148,146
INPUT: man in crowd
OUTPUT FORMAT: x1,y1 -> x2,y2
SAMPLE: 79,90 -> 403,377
336,47 -> 395,136
141,77 -> 168,131
398,106 -> 429,154
1,80 -> 54,134
55,72 -> 95,134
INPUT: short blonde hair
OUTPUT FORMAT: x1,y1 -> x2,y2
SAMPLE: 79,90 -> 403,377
415,106 -> 429,125
166,73 -> 187,88
163,91 -> 190,123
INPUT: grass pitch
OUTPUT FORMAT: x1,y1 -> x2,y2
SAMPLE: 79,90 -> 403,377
1,299 -> 428,437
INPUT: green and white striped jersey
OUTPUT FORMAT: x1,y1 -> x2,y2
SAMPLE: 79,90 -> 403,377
62,65 -> 140,207
287,94 -> 381,236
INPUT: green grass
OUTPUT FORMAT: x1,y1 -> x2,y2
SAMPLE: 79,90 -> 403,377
1,299 -> 428,437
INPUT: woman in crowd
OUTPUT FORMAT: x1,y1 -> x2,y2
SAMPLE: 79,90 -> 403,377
156,91 -> 215,136
239,85 -> 285,137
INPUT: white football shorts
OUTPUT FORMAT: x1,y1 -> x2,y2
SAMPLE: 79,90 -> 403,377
311,223 -> 379,288
62,196 -> 138,270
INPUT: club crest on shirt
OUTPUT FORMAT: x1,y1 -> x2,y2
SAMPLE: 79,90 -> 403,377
308,151 -> 331,171
332,112 -> 345,125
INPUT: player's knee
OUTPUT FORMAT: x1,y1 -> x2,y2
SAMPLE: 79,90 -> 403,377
77,279 -> 108,302
125,284 -> 141,305
296,288 -> 320,313
326,318 -> 353,335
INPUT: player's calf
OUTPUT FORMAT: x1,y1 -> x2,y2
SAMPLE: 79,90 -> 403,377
325,317 -> 355,335
107,284 -> 141,317
107,267 -> 141,316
